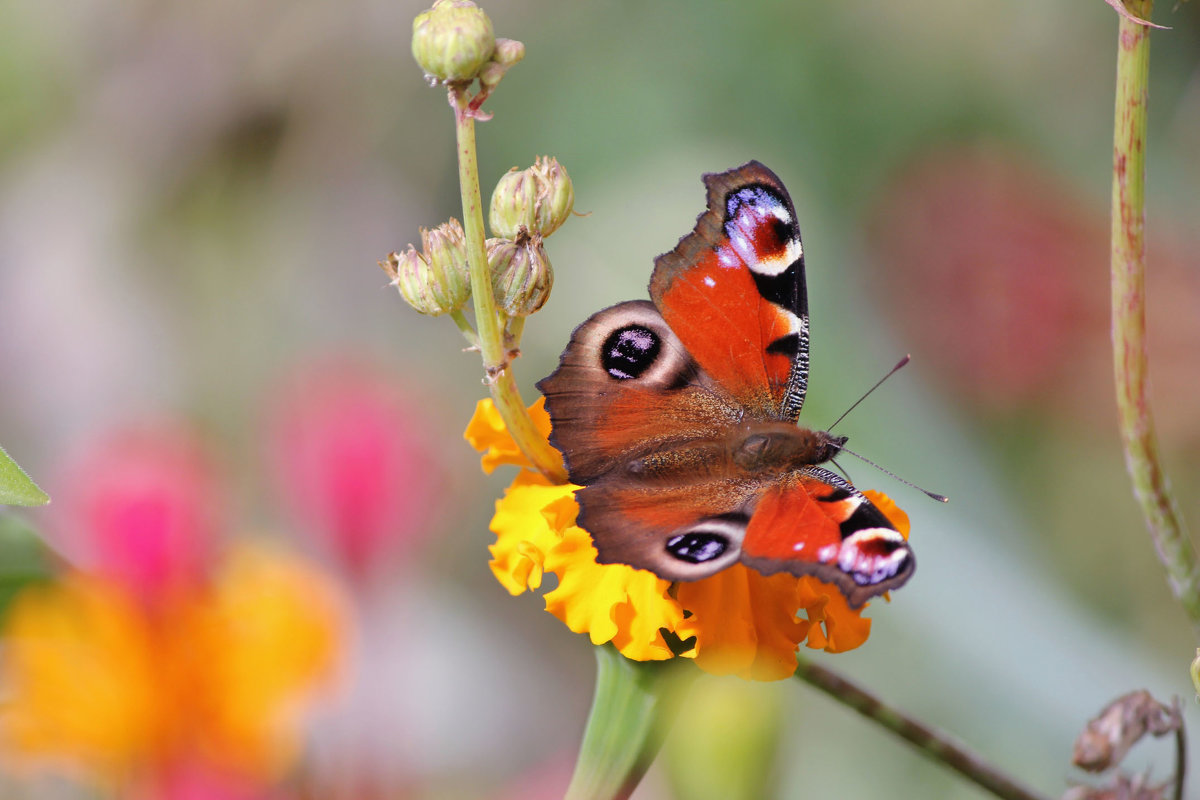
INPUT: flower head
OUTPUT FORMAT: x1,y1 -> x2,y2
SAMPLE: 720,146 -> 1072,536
466,399 -> 906,680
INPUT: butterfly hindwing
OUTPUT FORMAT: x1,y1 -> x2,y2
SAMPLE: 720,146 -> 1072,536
739,469 -> 913,608
649,161 -> 810,422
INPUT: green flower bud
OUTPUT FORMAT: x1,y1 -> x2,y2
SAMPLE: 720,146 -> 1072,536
530,156 -> 574,238
489,168 -> 538,238
489,236 -> 553,317
478,38 -> 524,92
380,219 -> 471,316
492,38 -> 525,68
412,0 -> 495,84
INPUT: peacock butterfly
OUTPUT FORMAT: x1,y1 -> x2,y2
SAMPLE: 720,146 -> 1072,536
536,162 -> 913,608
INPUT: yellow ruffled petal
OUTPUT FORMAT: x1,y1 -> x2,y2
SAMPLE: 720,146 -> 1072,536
544,525 -> 681,661
676,565 -> 811,681
488,471 -> 574,594
463,398 -> 552,474
798,577 -> 872,653
609,573 -> 685,662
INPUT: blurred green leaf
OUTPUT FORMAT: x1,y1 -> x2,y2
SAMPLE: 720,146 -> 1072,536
0,445 -> 48,507
0,514 -> 55,613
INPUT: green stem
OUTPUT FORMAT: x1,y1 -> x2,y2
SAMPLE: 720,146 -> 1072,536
1109,0 -> 1200,635
793,657 -> 1051,800
564,647 -> 693,800
504,314 -> 526,352
449,308 -> 478,347
452,86 -> 502,368
450,87 -> 567,483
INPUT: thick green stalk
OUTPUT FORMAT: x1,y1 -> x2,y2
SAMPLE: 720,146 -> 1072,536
793,658 -> 1051,800
1109,0 -> 1200,635
564,647 -> 691,800
451,89 -> 567,483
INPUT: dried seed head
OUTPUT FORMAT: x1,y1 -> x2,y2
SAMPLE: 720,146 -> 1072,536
382,219 -> 471,316
489,157 -> 575,239
530,156 -> 574,238
489,236 -> 553,317
489,168 -> 538,239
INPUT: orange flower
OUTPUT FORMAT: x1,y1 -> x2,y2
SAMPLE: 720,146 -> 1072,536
0,543 -> 344,791
466,399 -> 908,681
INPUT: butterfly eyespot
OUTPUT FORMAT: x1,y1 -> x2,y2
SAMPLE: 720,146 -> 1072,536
601,325 -> 662,380
665,531 -> 729,564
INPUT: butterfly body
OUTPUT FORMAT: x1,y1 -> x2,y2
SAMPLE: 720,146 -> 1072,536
537,162 -> 914,608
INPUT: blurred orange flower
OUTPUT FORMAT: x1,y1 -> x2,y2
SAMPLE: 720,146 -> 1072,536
3,424 -> 345,796
0,545 -> 343,794
466,399 -> 905,681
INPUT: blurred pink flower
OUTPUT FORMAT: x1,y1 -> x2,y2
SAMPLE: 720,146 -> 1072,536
266,358 -> 439,579
865,146 -> 1107,414
865,145 -> 1200,437
54,424 -> 223,603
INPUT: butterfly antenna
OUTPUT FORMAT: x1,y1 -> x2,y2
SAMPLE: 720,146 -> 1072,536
835,443 -> 949,503
827,355 -> 911,432
829,457 -> 853,483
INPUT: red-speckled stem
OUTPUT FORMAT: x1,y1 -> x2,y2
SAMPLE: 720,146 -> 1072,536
1109,0 -> 1200,635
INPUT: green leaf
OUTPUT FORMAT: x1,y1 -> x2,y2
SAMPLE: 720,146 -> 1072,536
0,514 -> 55,613
0,444 -> 49,506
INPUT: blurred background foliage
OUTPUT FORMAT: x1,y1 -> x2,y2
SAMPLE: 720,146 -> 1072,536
1,0 -> 1199,798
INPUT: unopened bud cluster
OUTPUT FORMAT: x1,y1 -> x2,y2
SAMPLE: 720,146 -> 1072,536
484,157 -> 574,316
380,219 -> 471,316
412,0 -> 524,90
382,158 -> 572,320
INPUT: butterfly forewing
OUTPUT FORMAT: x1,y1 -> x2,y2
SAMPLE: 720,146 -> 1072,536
649,161 -> 810,422
536,300 -> 741,484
